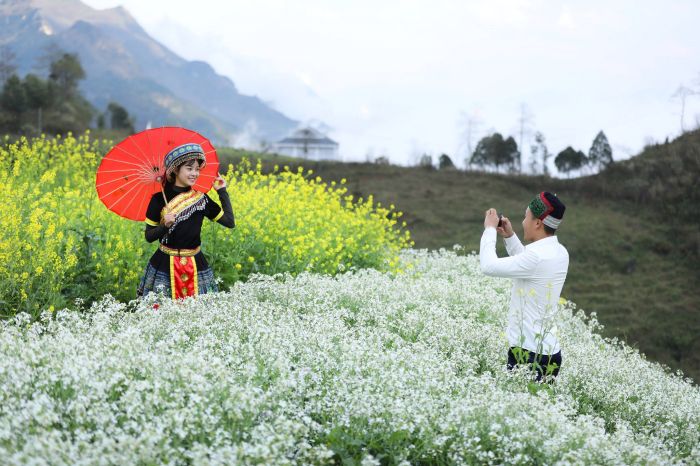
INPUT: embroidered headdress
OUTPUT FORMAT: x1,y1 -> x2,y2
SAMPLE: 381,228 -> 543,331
528,192 -> 565,229
164,143 -> 206,176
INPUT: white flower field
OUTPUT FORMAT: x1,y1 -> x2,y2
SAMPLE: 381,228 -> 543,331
1,249 -> 698,465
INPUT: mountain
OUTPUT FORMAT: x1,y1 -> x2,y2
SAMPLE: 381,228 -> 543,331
0,0 -> 298,144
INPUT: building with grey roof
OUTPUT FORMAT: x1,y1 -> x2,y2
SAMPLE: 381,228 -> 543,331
274,127 -> 339,161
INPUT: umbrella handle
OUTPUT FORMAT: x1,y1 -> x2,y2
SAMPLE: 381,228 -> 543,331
160,184 -> 168,205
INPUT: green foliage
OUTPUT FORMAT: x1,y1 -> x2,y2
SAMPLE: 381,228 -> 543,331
576,129 -> 700,221
438,153 -> 455,169
106,102 -> 135,133
471,132 -> 519,172
0,55 -> 94,136
588,130 -> 613,170
419,153 -> 434,169
0,53 -> 137,137
0,133 -> 410,318
555,146 -> 587,175
23,74 -> 50,110
0,75 -> 26,129
48,53 -> 85,98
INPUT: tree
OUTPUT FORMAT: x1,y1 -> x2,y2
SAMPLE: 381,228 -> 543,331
500,136 -> 519,172
33,42 -> 65,77
374,156 -> 390,165
418,153 -> 434,169
530,131 -> 551,176
49,53 -> 86,98
23,74 -> 50,110
588,130 -> 613,171
555,146 -> 587,177
471,133 -> 519,173
0,54 -> 94,135
23,74 -> 51,134
516,103 -> 534,173
672,85 -> 697,133
438,153 -> 455,169
43,54 -> 94,134
0,46 -> 17,85
0,75 -> 27,132
107,102 -> 135,133
458,111 -> 482,168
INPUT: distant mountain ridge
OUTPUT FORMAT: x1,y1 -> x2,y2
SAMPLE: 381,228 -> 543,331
0,0 -> 298,144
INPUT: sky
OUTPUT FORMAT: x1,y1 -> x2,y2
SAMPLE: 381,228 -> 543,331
83,0 -> 700,168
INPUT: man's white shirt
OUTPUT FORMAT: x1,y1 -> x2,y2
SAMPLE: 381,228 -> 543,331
479,227 -> 569,354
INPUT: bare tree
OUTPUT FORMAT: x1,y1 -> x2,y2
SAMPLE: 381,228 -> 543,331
672,85 -> 697,133
457,111 -> 483,169
530,131 -> 550,176
0,46 -> 17,84
516,103 -> 534,173
33,42 -> 65,77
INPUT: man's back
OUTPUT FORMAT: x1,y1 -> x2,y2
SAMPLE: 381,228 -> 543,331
479,193 -> 569,380
500,233 -> 569,354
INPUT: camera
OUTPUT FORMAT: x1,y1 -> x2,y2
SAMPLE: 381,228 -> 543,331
497,213 -> 503,228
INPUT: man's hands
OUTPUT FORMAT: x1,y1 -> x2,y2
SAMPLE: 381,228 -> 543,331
484,208 -> 499,229
497,216 -> 514,238
484,208 -> 514,238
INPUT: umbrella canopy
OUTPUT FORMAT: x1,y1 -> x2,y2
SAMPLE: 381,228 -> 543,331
96,127 -> 219,221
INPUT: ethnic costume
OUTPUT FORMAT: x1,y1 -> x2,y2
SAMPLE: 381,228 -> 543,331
137,143 -> 234,300
479,192 -> 568,382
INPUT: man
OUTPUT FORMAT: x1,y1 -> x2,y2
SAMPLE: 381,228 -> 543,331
479,192 -> 568,382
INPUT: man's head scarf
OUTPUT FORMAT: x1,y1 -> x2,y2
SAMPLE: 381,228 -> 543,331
528,192 -> 565,229
164,143 -> 206,177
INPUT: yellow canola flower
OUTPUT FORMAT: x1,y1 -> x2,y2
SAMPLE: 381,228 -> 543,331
3,136 -> 412,317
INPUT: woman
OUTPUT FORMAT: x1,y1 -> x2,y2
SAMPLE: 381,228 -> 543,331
137,143 -> 234,299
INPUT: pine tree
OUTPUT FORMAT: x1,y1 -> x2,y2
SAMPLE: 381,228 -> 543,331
588,131 -> 613,171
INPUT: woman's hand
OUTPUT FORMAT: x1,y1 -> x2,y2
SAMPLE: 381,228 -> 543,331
163,212 -> 176,227
497,216 -> 514,238
214,173 -> 227,191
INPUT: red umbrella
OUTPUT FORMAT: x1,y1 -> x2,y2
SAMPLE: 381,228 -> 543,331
96,127 -> 219,221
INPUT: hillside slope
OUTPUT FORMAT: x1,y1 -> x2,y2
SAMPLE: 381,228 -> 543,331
220,131 -> 700,382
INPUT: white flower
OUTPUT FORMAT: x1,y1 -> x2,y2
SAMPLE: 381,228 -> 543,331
0,250 -> 696,464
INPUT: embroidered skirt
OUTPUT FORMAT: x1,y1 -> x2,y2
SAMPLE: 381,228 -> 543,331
137,245 -> 218,299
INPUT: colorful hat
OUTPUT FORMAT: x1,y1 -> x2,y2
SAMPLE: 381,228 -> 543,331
164,143 -> 206,176
528,192 -> 565,229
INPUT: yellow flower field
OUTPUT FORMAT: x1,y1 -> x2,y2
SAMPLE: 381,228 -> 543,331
0,133 -> 412,317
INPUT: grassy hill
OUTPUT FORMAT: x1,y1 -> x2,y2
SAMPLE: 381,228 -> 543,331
219,131 -> 700,383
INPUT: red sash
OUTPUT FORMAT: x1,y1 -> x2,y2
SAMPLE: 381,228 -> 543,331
169,255 -> 198,300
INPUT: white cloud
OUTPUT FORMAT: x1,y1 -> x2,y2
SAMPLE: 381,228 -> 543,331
83,0 -> 700,165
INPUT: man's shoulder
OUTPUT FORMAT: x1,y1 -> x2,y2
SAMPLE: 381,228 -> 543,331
527,236 -> 568,258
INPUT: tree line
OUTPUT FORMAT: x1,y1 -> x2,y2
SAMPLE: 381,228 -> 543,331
0,47 -> 134,137
470,130 -> 612,176
414,129 -> 613,177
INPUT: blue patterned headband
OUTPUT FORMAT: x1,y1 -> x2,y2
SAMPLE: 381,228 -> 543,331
164,143 -> 206,175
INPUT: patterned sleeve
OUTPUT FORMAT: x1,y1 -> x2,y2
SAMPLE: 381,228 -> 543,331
204,194 -> 224,222
144,194 -> 163,226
